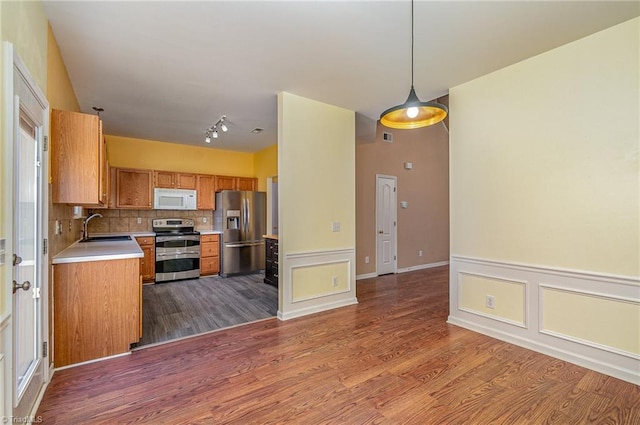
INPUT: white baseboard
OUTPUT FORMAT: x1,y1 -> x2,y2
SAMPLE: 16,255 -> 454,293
356,272 -> 377,280
396,260 -> 449,274
449,255 -> 640,385
278,297 -> 358,321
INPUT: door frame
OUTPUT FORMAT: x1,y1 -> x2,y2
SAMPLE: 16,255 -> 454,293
375,174 -> 397,276
2,41 -> 50,418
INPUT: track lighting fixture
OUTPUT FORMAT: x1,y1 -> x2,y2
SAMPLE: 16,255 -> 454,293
204,115 -> 228,143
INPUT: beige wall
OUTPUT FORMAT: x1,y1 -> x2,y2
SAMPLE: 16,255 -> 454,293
278,92 -> 356,318
356,110 -> 449,276
449,17 -> 640,383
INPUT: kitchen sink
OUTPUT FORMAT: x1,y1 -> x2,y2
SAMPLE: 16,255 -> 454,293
80,235 -> 132,243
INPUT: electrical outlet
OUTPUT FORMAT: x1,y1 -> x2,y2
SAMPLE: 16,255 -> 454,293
55,220 -> 61,235
418,250 -> 423,257
332,276 -> 338,287
365,256 -> 370,264
332,222 -> 340,232
486,295 -> 496,309
137,217 -> 142,224
203,217 -> 207,223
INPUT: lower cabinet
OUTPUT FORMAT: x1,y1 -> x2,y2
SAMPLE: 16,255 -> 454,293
264,237 -> 278,287
200,234 -> 220,276
53,258 -> 140,367
136,236 -> 156,283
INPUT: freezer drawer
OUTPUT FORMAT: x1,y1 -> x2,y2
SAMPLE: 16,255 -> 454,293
221,241 -> 265,277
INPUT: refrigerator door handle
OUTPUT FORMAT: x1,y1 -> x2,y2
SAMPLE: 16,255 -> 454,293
225,241 -> 264,248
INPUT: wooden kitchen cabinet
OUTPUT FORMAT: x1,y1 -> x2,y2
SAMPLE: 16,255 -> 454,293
53,258 -> 140,367
200,234 -> 220,276
51,109 -> 108,206
236,177 -> 257,191
116,168 -> 153,209
197,174 -> 215,210
215,175 -> 236,192
136,236 -> 156,283
215,175 -> 258,192
154,170 -> 197,189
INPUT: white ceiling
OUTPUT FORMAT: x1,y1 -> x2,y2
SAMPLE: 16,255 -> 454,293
43,1 -> 639,153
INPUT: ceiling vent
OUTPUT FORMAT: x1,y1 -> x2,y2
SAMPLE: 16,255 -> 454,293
383,132 -> 393,143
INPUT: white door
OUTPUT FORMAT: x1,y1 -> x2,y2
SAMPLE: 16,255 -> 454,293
7,45 -> 49,419
376,175 -> 397,275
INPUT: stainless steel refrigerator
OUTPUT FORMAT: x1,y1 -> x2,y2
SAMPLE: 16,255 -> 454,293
213,190 -> 266,277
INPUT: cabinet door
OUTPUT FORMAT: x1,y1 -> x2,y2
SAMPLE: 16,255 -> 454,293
176,173 -> 197,189
197,175 -> 215,210
215,175 -> 236,192
154,170 -> 175,188
116,168 -> 153,209
236,177 -> 257,191
99,121 -> 108,205
51,109 -> 104,205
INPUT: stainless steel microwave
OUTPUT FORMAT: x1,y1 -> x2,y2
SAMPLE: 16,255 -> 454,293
153,188 -> 197,210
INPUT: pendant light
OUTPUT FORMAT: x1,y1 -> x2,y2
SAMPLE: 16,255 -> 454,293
380,0 -> 447,129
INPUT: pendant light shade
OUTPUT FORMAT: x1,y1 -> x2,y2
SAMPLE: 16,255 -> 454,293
380,0 -> 447,129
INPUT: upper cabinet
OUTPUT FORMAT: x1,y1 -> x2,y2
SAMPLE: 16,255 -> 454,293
197,174 -> 215,210
154,171 -> 197,189
116,168 -> 153,209
51,109 -> 108,206
215,175 -> 257,192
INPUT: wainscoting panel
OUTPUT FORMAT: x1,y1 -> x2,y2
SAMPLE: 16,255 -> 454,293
449,255 -> 640,385
459,272 -> 526,327
279,248 -> 357,320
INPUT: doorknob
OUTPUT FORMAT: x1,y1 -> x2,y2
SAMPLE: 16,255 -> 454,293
13,254 -> 22,266
378,230 -> 383,234
13,280 -> 31,294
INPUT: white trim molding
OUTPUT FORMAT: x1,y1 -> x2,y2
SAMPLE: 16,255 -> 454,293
356,272 -> 378,280
397,260 -> 449,274
279,248 -> 358,320
449,255 -> 640,385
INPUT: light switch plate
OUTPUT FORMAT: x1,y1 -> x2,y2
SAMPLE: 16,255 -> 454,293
332,222 -> 340,232
0,238 -> 5,265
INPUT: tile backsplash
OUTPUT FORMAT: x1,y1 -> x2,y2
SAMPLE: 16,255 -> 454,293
87,209 -> 214,233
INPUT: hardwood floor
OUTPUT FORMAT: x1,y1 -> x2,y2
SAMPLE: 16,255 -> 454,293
140,273 -> 277,346
37,266 -> 639,424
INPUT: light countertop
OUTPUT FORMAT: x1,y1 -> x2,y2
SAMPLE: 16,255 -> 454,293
263,234 -> 278,240
199,230 -> 223,235
53,236 -> 144,264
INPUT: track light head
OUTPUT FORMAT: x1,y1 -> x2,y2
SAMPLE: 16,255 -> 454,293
212,128 -> 219,139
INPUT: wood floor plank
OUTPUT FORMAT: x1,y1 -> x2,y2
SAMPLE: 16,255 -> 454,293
37,266 -> 640,424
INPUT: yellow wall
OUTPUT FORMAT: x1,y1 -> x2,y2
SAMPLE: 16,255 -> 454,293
46,25 -> 79,112
253,143 -> 277,191
278,92 -> 356,315
106,135 -> 255,176
0,0 -> 49,317
279,93 -> 355,253
450,17 -> 639,277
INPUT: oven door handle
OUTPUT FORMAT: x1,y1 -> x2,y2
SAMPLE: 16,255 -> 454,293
156,235 -> 200,243
156,252 -> 200,260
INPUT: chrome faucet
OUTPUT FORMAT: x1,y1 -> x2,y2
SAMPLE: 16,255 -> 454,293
82,213 -> 103,241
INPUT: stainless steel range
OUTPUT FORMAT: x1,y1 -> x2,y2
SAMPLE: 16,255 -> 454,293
153,218 -> 200,283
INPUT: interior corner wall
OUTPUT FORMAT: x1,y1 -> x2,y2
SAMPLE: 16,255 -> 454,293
278,92 -> 356,319
355,120 -> 449,277
448,17 -> 640,384
254,143 -> 278,191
